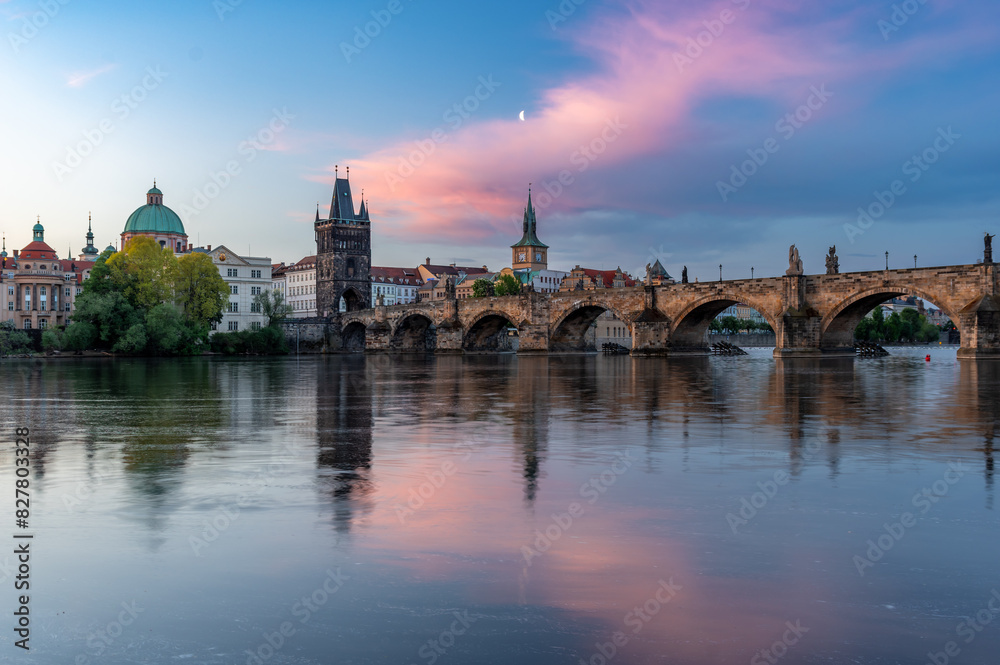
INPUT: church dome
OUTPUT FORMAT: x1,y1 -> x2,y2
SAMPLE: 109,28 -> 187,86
123,183 -> 186,236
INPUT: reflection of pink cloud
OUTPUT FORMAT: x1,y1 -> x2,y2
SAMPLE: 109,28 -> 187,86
360,458 -> 852,664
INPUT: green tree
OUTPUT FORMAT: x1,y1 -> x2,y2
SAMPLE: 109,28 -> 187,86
254,289 -> 293,327
63,321 -> 98,351
471,278 -> 495,298
105,236 -> 177,311
115,322 -> 148,354
176,252 -> 228,328
885,312 -> 903,342
719,315 -> 740,334
494,274 -> 522,297
72,291 -> 142,347
0,321 -> 32,357
144,303 -> 197,355
709,318 -> 722,333
41,328 -> 64,351
82,249 -> 116,295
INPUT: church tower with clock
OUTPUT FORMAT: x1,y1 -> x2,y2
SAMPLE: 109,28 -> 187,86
511,187 -> 548,271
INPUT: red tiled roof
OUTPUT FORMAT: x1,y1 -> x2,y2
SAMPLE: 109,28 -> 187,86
371,266 -> 421,285
18,241 -> 58,259
291,255 -> 316,269
575,268 -> 637,288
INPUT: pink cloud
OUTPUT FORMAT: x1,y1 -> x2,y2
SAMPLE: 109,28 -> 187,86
320,1 -> 985,246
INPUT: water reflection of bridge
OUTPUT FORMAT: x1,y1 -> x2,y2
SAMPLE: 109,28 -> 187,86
329,263 -> 999,358
6,354 -> 997,538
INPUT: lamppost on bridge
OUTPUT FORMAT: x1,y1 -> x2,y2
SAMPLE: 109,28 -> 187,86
751,266 -> 754,279
719,264 -> 723,282
914,254 -> 917,269
885,251 -> 889,270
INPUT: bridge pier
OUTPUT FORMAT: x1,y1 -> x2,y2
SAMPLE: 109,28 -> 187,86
435,320 -> 464,354
631,318 -> 671,356
957,295 -> 1000,359
517,324 -> 550,354
364,321 -> 392,352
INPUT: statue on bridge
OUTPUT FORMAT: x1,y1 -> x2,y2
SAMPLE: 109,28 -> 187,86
444,276 -> 456,300
825,246 -> 839,275
786,245 -> 804,276
986,232 -> 994,264
681,266 -> 688,284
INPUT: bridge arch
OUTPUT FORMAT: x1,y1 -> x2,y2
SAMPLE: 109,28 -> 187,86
549,299 -> 635,352
341,321 -> 367,353
820,286 -> 961,350
463,310 -> 518,352
392,313 -> 438,352
670,293 -> 779,350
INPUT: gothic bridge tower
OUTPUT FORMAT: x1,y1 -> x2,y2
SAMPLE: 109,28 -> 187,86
316,167 -> 372,316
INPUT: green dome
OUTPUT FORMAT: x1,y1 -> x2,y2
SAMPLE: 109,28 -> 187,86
148,186 -> 162,195
105,244 -> 116,253
124,202 -> 185,235
33,223 -> 44,232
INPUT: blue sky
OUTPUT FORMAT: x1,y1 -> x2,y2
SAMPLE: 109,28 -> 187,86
1,0 -> 999,281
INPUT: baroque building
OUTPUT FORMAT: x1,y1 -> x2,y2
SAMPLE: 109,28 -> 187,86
315,168 -> 371,316
3,220 -> 87,330
121,182 -> 189,253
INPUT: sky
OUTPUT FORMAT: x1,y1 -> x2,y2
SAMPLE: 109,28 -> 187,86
1,0 -> 999,281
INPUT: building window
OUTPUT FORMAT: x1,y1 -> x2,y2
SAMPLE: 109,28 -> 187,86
251,286 -> 261,295
228,301 -> 238,313
210,321 -> 218,331
23,320 -> 31,330
64,303 -> 70,311
250,321 -> 261,331
250,303 -> 261,313
251,270 -> 261,279
76,287 -> 82,295
39,319 -> 47,330
7,302 -> 12,311
228,321 -> 239,331
227,268 -> 237,277
64,288 -> 70,297
230,285 -> 238,295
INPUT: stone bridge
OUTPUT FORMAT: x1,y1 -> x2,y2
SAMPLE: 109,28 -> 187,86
333,263 -> 999,358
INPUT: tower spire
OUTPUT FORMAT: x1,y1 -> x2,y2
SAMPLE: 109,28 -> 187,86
315,203 -> 320,223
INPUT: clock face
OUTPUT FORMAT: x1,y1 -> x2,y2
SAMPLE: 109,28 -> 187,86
518,252 -> 525,261
535,252 -> 542,261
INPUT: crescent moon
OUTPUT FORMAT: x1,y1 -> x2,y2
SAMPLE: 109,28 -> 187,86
519,110 -> 525,122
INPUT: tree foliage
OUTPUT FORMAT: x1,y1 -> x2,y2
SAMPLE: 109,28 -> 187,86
105,236 -> 177,311
471,278 -> 495,298
855,306 -> 941,343
0,321 -> 32,357
176,252 -> 228,328
64,239 -> 228,355
711,316 -> 773,334
209,326 -> 288,355
253,289 -> 293,327
494,274 -> 522,297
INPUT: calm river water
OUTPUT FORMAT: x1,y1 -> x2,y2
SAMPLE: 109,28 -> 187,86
1,348 -> 998,664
